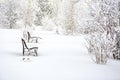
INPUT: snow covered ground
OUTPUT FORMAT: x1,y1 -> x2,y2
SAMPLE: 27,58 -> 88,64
0,29 -> 120,80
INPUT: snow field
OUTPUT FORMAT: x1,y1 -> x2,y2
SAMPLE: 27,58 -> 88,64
0,29 -> 120,80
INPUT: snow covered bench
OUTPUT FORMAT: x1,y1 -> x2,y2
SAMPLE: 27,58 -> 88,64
21,38 -> 38,56
27,32 -> 42,43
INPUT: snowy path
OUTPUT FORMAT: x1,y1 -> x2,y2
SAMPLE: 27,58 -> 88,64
0,29 -> 120,80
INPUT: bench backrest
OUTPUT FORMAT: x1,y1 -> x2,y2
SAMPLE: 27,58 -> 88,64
21,38 -> 29,49
27,32 -> 31,39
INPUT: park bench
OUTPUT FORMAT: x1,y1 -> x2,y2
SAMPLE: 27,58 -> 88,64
27,32 -> 42,43
21,38 -> 38,56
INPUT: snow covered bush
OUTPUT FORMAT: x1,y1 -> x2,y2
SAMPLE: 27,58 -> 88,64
86,31 -> 117,64
112,30 -> 120,60
86,0 -> 120,64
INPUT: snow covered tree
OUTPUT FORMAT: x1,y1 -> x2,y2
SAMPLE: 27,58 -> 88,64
20,0 -> 36,30
86,0 -> 119,64
73,0 -> 92,34
118,1 -> 120,26
63,0 -> 80,35
0,0 -> 19,29
19,0 -> 36,41
34,0 -> 53,26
